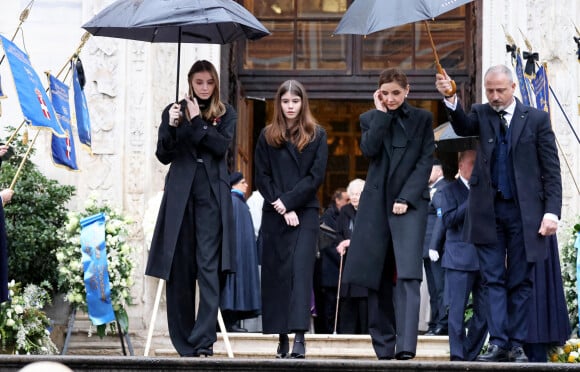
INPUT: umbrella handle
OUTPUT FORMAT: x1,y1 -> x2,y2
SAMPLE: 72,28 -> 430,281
424,21 -> 456,96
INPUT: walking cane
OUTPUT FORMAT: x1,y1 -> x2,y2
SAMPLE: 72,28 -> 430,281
333,253 -> 344,335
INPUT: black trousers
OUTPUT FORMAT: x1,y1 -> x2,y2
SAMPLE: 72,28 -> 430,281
166,166 -> 222,356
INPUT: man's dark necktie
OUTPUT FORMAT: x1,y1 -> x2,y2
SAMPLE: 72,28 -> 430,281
498,110 -> 508,134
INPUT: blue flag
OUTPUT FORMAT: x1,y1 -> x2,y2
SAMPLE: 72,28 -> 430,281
47,74 -> 78,170
0,35 -> 66,137
531,65 -> 550,113
80,212 -> 116,326
514,51 -> 534,107
72,60 -> 92,151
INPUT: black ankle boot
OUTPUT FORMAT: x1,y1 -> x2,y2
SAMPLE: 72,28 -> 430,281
276,334 -> 289,358
291,333 -> 306,359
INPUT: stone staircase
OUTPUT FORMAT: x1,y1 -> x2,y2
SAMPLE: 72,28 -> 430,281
59,313 -> 450,360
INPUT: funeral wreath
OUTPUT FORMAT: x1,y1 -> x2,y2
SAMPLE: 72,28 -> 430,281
56,196 -> 135,337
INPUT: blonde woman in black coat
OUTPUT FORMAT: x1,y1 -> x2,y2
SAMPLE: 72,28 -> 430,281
254,80 -> 328,359
342,68 -> 434,360
146,60 -> 236,358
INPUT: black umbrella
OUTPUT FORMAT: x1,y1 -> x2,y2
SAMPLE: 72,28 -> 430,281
433,121 -> 478,152
334,0 -> 474,96
82,0 -> 270,101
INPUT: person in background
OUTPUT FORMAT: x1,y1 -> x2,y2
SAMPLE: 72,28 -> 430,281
220,171 -> 261,333
320,188 -> 349,231
335,178 -> 368,334
0,143 -> 13,303
254,79 -> 328,359
146,60 -> 236,357
342,68 -> 434,360
435,64 -> 562,362
423,159 -> 449,336
437,150 -> 488,361
316,187 -> 349,334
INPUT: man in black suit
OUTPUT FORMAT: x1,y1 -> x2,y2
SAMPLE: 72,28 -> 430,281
435,65 -> 562,362
422,159 -> 449,336
436,150 -> 487,361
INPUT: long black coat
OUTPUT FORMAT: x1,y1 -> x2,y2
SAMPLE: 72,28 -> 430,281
448,99 -> 561,262
343,102 -> 434,289
146,102 -> 236,280
254,126 -> 328,333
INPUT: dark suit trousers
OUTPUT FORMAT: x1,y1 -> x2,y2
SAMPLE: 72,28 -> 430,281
368,246 -> 420,358
423,257 -> 447,330
477,198 -> 532,350
446,268 -> 488,361
166,166 -> 222,356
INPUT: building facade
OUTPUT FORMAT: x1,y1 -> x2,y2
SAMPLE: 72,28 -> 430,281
0,0 -> 579,353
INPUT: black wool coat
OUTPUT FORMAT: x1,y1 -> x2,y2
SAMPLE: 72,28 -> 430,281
145,102 -> 236,280
343,102 -> 435,290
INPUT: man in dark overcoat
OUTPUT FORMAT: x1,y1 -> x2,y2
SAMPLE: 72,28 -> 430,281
342,88 -> 434,359
435,64 -> 562,362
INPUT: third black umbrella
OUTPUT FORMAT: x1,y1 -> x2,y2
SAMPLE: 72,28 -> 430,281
82,0 -> 270,101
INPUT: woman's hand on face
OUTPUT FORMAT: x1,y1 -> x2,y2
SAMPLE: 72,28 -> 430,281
392,201 -> 408,215
272,198 -> 287,215
283,211 -> 299,227
373,89 -> 386,112
168,103 -> 182,127
184,95 -> 200,119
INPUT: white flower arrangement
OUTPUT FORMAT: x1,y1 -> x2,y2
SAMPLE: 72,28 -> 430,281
56,196 -> 135,337
0,280 -> 58,354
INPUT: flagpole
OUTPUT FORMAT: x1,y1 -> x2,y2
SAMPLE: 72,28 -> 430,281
4,32 -> 91,149
9,129 -> 39,190
0,0 -> 35,66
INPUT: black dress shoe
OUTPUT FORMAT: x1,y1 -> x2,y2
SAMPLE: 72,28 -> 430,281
276,334 -> 289,359
395,351 -> 415,360
432,327 -> 448,336
290,339 -> 306,359
476,344 -> 509,362
378,356 -> 394,360
192,346 -> 213,357
228,324 -> 248,332
509,346 -> 529,363
424,329 -> 437,336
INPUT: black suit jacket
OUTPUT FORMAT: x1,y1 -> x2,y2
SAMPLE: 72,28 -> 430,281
447,99 -> 561,262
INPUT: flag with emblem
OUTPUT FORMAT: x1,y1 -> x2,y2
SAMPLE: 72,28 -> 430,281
531,63 -> 550,113
47,73 -> 78,170
72,59 -> 92,151
0,35 -> 66,137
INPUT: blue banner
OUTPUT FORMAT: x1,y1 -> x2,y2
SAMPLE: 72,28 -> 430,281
514,52 -> 533,107
531,65 -> 550,113
80,212 -> 116,326
0,35 -> 66,137
72,60 -> 92,151
47,74 -> 78,170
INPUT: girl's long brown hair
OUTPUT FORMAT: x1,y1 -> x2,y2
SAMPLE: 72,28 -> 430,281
187,60 -> 226,121
264,80 -> 318,152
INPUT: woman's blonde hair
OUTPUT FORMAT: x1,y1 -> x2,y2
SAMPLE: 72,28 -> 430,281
264,80 -> 318,152
187,60 -> 226,121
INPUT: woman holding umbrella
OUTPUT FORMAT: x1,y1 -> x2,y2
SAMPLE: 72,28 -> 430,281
341,68 -> 434,360
254,80 -> 328,359
146,60 -> 236,357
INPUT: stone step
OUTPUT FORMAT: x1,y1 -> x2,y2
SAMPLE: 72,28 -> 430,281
154,333 -> 450,360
